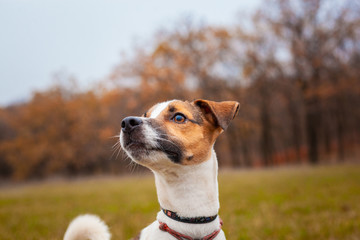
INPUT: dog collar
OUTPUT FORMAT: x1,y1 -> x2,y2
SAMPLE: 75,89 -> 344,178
162,208 -> 218,224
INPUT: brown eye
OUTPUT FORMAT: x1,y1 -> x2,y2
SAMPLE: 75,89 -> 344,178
173,113 -> 186,123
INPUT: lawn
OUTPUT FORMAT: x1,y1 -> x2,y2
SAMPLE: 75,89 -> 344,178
0,165 -> 359,240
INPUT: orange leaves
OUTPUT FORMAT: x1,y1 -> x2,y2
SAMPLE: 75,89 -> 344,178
1,0 -> 360,180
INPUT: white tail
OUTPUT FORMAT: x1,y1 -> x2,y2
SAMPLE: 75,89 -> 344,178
63,214 -> 111,240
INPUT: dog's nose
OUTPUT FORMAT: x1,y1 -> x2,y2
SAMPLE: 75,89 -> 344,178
121,117 -> 143,133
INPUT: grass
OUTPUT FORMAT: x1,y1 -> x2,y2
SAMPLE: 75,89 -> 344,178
0,164 -> 359,240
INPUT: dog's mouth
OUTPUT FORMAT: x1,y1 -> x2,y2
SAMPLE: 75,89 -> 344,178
125,140 -> 179,157
122,134 -> 158,153
123,137 -> 147,151
121,132 -> 182,164
155,138 -> 183,163
126,141 -> 145,150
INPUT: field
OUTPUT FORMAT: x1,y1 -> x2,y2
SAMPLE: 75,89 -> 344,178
0,165 -> 359,240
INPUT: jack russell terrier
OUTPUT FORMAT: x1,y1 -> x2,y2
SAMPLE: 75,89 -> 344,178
64,99 -> 239,240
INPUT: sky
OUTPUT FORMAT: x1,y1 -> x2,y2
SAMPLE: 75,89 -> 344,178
0,0 -> 260,106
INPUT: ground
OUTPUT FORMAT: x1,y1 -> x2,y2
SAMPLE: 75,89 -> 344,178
0,164 -> 359,240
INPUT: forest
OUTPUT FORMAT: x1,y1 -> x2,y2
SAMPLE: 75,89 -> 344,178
0,0 -> 359,181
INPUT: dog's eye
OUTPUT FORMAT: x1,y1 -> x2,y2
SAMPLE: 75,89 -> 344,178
173,113 -> 186,123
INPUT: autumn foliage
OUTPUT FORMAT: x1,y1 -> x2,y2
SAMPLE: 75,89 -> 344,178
1,0 -> 359,180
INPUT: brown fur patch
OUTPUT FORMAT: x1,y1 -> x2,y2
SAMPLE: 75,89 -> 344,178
144,100 -> 227,165
194,100 -> 240,130
142,100 -> 239,165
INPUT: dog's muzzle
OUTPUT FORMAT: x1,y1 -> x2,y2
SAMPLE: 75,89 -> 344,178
120,116 -> 148,153
120,116 -> 183,164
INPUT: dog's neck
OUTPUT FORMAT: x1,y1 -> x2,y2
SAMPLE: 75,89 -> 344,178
152,148 -> 219,218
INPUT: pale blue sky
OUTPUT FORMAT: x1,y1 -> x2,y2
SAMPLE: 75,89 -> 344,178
0,0 -> 260,106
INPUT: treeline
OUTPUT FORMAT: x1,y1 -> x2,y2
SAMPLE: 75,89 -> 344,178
1,0 -> 360,180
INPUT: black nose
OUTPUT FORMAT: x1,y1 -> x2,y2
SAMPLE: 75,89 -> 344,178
121,117 -> 143,133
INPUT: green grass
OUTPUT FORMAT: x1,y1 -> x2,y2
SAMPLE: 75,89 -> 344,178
0,165 -> 359,240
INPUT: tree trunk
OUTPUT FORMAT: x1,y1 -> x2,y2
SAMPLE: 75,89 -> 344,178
227,128 -> 242,167
260,89 -> 272,166
288,99 -> 302,162
336,97 -> 345,161
305,97 -> 320,164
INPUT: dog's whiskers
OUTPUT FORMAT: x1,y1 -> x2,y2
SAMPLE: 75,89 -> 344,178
109,134 -> 121,139
109,140 -> 126,161
111,141 -> 120,149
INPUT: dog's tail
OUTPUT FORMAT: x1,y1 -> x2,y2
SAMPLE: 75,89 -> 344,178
63,214 -> 111,240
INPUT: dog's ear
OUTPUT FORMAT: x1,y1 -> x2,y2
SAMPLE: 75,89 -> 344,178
193,99 -> 240,130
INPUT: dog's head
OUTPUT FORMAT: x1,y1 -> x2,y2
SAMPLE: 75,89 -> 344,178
120,99 -> 239,169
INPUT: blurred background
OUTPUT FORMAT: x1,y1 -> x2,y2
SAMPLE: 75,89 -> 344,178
1,0 -> 359,181
1,0 -> 360,239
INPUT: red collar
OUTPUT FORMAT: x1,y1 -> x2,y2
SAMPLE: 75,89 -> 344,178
158,218 -> 223,240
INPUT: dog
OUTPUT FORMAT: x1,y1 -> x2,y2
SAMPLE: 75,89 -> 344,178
64,99 -> 239,240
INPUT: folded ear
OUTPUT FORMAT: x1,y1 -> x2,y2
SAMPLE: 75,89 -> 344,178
193,99 -> 240,130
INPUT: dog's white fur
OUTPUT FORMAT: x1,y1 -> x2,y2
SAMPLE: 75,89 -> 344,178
150,100 -> 175,118
63,100 -> 228,240
139,148 -> 225,239
154,148 -> 219,218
